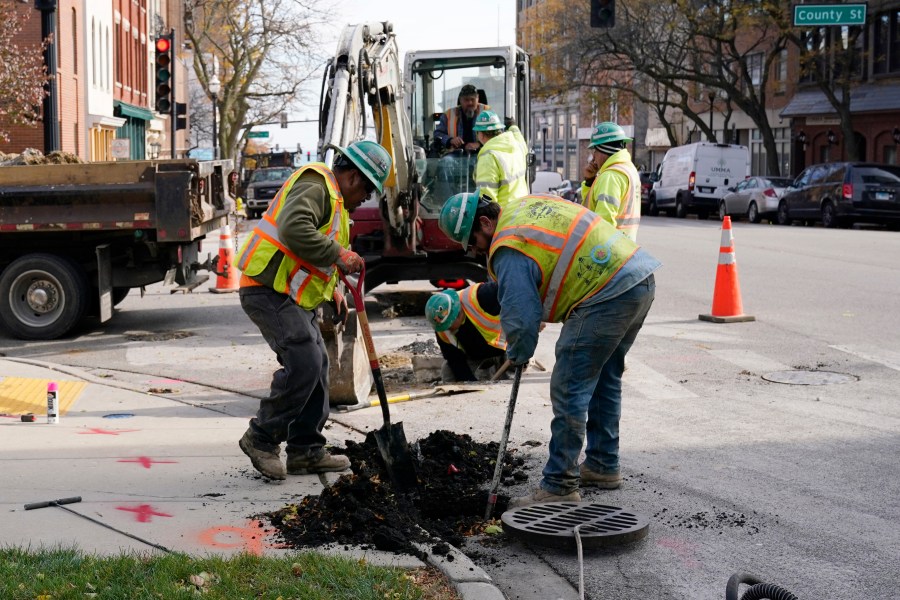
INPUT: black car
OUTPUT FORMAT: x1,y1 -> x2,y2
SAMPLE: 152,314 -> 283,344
778,162 -> 900,228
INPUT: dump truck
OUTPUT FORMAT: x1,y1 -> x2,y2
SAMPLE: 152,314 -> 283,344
0,157 -> 235,339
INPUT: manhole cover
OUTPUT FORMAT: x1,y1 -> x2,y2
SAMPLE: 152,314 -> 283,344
501,502 -> 649,549
762,370 -> 857,385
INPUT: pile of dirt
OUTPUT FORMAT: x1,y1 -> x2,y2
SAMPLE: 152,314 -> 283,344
264,430 -> 528,556
0,148 -> 84,166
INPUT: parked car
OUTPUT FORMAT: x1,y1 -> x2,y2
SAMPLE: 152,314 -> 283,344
553,179 -> 580,202
777,162 -> 900,228
245,167 -> 294,218
649,142 -> 750,219
639,171 -> 653,212
720,176 -> 794,223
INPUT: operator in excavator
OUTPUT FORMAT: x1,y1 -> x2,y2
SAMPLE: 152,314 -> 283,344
424,282 -> 507,382
433,84 -> 488,154
473,110 -> 529,207
234,140 -> 393,481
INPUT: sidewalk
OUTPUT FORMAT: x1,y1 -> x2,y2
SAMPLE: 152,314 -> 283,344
0,357 -> 506,600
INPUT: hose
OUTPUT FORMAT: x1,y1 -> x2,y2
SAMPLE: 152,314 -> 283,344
726,573 -> 798,600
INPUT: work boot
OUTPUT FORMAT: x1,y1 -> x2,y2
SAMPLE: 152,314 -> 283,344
507,487 -> 581,510
239,430 -> 285,480
579,464 -> 622,489
286,449 -> 351,475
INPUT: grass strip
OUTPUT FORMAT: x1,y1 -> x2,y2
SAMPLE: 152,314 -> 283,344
0,547 -> 457,599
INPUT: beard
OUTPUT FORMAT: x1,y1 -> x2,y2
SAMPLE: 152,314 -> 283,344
464,107 -> 476,119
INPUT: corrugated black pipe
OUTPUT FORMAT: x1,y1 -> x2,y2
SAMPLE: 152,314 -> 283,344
740,583 -> 798,600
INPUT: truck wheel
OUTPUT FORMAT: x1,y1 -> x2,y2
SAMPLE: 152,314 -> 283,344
675,196 -> 687,219
648,196 -> 660,217
718,201 -> 727,221
0,254 -> 89,340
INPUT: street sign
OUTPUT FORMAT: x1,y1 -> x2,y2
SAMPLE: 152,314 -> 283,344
246,131 -> 269,138
793,4 -> 867,26
110,138 -> 130,159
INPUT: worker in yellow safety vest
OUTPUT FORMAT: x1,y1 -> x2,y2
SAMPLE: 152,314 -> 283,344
234,140 -> 392,481
424,282 -> 507,382
473,110 -> 529,207
439,192 -> 661,508
581,122 -> 642,241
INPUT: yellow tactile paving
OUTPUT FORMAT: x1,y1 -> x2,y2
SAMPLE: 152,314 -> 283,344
0,377 -> 86,416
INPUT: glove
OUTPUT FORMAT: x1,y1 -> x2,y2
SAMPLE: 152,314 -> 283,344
335,247 -> 364,274
332,288 -> 349,325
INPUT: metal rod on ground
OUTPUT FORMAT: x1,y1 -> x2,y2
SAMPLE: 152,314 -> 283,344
484,365 -> 523,520
490,359 -> 513,382
24,497 -> 173,554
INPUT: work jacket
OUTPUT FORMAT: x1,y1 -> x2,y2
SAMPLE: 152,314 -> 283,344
581,149 -> 641,242
488,195 -> 637,322
434,103 -> 490,149
475,130 -> 529,207
437,284 -> 506,352
236,164 -> 349,310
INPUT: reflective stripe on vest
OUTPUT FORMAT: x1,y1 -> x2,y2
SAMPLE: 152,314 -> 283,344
607,162 -> 641,240
446,103 -> 488,139
487,195 -> 638,322
459,284 -> 506,349
235,164 -> 348,310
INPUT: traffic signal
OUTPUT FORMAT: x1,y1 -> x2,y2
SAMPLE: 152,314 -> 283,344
175,102 -> 188,130
590,0 -> 615,28
155,34 -> 173,114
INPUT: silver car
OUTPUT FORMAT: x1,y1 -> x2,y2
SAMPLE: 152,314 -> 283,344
719,176 -> 794,223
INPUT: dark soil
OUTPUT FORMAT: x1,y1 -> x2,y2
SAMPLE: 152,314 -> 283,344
264,430 -> 527,556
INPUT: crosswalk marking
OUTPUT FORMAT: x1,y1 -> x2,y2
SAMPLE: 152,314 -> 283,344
829,345 -> 900,373
623,359 -> 698,400
706,349 -> 789,374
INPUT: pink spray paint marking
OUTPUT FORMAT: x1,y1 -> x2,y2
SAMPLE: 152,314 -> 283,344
117,456 -> 178,469
116,504 -> 173,523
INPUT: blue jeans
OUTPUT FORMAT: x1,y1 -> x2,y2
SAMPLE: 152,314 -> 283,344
239,286 -> 329,457
541,274 -> 655,495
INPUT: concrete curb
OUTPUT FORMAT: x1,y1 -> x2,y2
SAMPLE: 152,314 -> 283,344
415,540 -> 507,600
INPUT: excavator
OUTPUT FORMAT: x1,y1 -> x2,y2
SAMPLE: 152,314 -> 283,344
316,22 -> 532,404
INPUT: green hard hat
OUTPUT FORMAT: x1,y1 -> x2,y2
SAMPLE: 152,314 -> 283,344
472,110 -> 504,132
337,140 -> 392,194
425,291 -> 461,333
588,122 -> 632,149
438,192 -> 479,248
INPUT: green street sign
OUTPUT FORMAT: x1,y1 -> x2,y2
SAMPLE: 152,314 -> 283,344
793,3 -> 867,26
246,131 -> 269,138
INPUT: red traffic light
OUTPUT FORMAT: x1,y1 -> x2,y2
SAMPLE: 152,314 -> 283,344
155,38 -> 171,53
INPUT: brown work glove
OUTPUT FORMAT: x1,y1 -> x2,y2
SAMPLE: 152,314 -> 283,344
335,247 -> 364,274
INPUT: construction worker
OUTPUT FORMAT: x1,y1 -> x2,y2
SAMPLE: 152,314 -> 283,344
433,84 -> 488,154
235,141 -> 392,480
581,122 -> 642,241
424,282 -> 506,382
438,192 -> 660,508
473,110 -> 529,207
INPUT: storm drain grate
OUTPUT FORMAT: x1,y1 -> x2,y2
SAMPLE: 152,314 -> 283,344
501,502 -> 649,549
762,370 -> 857,385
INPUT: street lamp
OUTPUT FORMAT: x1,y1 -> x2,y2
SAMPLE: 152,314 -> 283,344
707,91 -> 715,142
209,74 -> 221,160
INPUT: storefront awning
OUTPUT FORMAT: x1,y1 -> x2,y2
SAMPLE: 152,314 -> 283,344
644,127 -> 672,148
114,101 -> 154,121
780,83 -> 900,118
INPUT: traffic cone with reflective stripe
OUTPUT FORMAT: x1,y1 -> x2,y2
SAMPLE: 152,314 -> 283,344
699,216 -> 755,323
209,225 -> 240,293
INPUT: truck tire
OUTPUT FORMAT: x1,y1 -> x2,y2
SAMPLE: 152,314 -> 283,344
0,254 -> 90,340
675,195 -> 687,219
648,194 -> 660,217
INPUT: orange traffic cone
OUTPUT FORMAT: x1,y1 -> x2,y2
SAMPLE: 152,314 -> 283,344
209,224 -> 240,293
699,216 -> 755,323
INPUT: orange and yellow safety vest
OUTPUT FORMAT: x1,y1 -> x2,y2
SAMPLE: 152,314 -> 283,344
436,283 -> 506,351
445,103 -> 489,140
581,149 -> 641,242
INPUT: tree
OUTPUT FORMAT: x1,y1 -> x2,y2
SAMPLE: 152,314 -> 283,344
0,5 -> 49,142
184,0 -> 325,160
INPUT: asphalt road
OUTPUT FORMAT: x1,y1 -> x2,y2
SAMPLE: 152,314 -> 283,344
1,217 -> 898,599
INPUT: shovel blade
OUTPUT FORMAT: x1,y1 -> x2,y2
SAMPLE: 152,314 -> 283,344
373,422 -> 418,492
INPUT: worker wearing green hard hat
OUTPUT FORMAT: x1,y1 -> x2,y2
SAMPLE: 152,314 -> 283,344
582,121 -> 641,241
234,140 -> 392,481
473,110 -> 529,207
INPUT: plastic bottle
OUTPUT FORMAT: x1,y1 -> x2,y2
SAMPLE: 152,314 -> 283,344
47,382 -> 59,424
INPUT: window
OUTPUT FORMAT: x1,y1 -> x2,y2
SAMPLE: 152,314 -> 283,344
747,52 -> 763,89
874,9 -> 900,74
773,49 -> 787,94
92,19 -> 96,86
569,113 -> 577,139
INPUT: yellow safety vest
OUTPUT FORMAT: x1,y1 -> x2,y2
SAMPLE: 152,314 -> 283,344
475,130 -> 529,207
436,284 -> 507,351
236,164 -> 350,310
581,149 -> 641,242
488,195 -> 638,322
445,103 -> 489,139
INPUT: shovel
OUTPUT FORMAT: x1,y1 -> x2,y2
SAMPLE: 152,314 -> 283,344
339,267 -> 418,491
484,364 -> 524,520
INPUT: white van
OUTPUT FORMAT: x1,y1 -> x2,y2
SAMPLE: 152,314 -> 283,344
649,142 -> 750,219
531,170 -> 564,194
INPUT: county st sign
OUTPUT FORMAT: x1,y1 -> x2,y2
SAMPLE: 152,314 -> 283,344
793,3 -> 867,26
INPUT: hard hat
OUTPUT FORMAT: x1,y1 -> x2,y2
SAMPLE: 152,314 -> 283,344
472,110 -> 505,132
336,141 -> 392,194
438,192 -> 479,248
425,291 -> 461,333
588,122 -> 633,151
